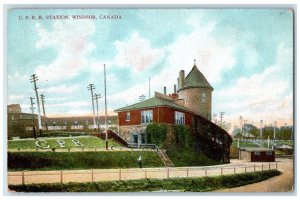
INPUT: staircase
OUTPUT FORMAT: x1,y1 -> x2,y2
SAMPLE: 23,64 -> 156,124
92,129 -> 128,146
158,149 -> 174,167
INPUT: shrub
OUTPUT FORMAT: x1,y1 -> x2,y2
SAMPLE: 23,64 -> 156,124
174,125 -> 193,149
146,123 -> 167,147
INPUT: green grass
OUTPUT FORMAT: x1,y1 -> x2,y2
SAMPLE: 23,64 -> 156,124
8,151 -> 164,171
231,140 -> 260,148
8,170 -> 281,192
8,136 -> 121,150
166,149 -> 221,167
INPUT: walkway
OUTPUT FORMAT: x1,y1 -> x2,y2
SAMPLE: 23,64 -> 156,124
7,159 -> 283,186
215,158 -> 294,192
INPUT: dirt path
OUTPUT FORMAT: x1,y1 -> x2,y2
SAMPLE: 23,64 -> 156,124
215,158 -> 294,192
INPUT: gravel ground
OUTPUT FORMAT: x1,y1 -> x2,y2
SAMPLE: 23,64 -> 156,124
214,158 -> 294,193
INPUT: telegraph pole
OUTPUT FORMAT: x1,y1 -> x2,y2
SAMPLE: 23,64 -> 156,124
104,64 -> 108,150
30,74 -> 42,136
139,94 -> 146,102
30,97 -> 37,139
93,93 -> 101,131
260,120 -> 263,139
87,84 -> 96,128
220,112 -> 225,127
40,94 -> 48,132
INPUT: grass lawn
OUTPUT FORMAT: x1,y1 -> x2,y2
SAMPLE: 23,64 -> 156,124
8,136 -> 121,150
8,151 -> 164,171
231,140 -> 260,148
8,170 -> 281,192
166,149 -> 221,167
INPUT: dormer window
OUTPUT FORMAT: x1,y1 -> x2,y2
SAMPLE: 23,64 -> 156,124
201,92 -> 206,103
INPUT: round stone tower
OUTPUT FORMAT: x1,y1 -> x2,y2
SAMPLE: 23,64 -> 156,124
177,61 -> 213,120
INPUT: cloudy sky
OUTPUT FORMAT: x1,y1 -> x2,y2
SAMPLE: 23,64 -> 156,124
7,9 -> 294,128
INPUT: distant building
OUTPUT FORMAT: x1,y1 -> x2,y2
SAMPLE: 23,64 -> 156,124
239,148 -> 275,162
8,104 -> 22,113
7,104 -> 117,138
7,104 -> 39,138
115,62 -> 232,162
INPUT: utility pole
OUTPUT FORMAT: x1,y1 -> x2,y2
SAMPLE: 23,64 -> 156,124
30,74 -> 42,136
220,112 -> 225,125
260,120 -> 263,139
40,94 -> 48,133
30,97 -> 36,139
87,84 -> 96,128
139,94 -> 146,102
273,121 -> 277,140
93,93 -> 101,131
104,64 -> 108,150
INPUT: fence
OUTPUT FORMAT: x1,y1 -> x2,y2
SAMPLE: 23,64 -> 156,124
7,162 -> 278,185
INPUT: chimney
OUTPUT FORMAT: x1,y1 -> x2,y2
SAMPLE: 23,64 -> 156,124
179,70 -> 185,89
174,84 -> 177,93
163,86 -> 167,95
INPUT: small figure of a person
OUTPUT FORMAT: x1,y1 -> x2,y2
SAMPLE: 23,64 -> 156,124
137,155 -> 142,168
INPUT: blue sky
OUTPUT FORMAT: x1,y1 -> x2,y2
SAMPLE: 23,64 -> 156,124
7,9 -> 294,128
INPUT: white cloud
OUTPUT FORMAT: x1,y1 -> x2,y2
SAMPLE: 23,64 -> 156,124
8,95 -> 25,103
214,43 -> 293,127
103,16 -> 238,112
34,20 -> 96,82
46,101 -> 90,109
40,84 -> 80,95
113,32 -> 165,72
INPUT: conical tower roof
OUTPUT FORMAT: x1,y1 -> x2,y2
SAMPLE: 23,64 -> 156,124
178,63 -> 213,91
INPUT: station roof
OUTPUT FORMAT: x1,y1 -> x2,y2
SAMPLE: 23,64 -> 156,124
114,96 -> 191,113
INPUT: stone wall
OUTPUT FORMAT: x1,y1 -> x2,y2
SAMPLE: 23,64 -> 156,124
178,87 -> 212,120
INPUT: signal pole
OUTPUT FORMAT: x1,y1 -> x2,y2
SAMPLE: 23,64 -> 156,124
30,97 -> 37,139
40,94 -> 48,132
87,84 -> 96,128
104,64 -> 108,150
30,74 -> 42,136
93,93 -> 101,131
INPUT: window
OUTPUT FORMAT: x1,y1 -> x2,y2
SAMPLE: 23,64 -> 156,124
201,92 -> 206,103
141,110 -> 153,124
175,111 -> 185,125
126,112 -> 130,121
254,151 -> 260,156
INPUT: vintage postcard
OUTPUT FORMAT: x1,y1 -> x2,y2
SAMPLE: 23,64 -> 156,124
6,8 -> 294,193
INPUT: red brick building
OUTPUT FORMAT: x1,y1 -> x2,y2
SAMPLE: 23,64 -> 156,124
115,63 -> 232,162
